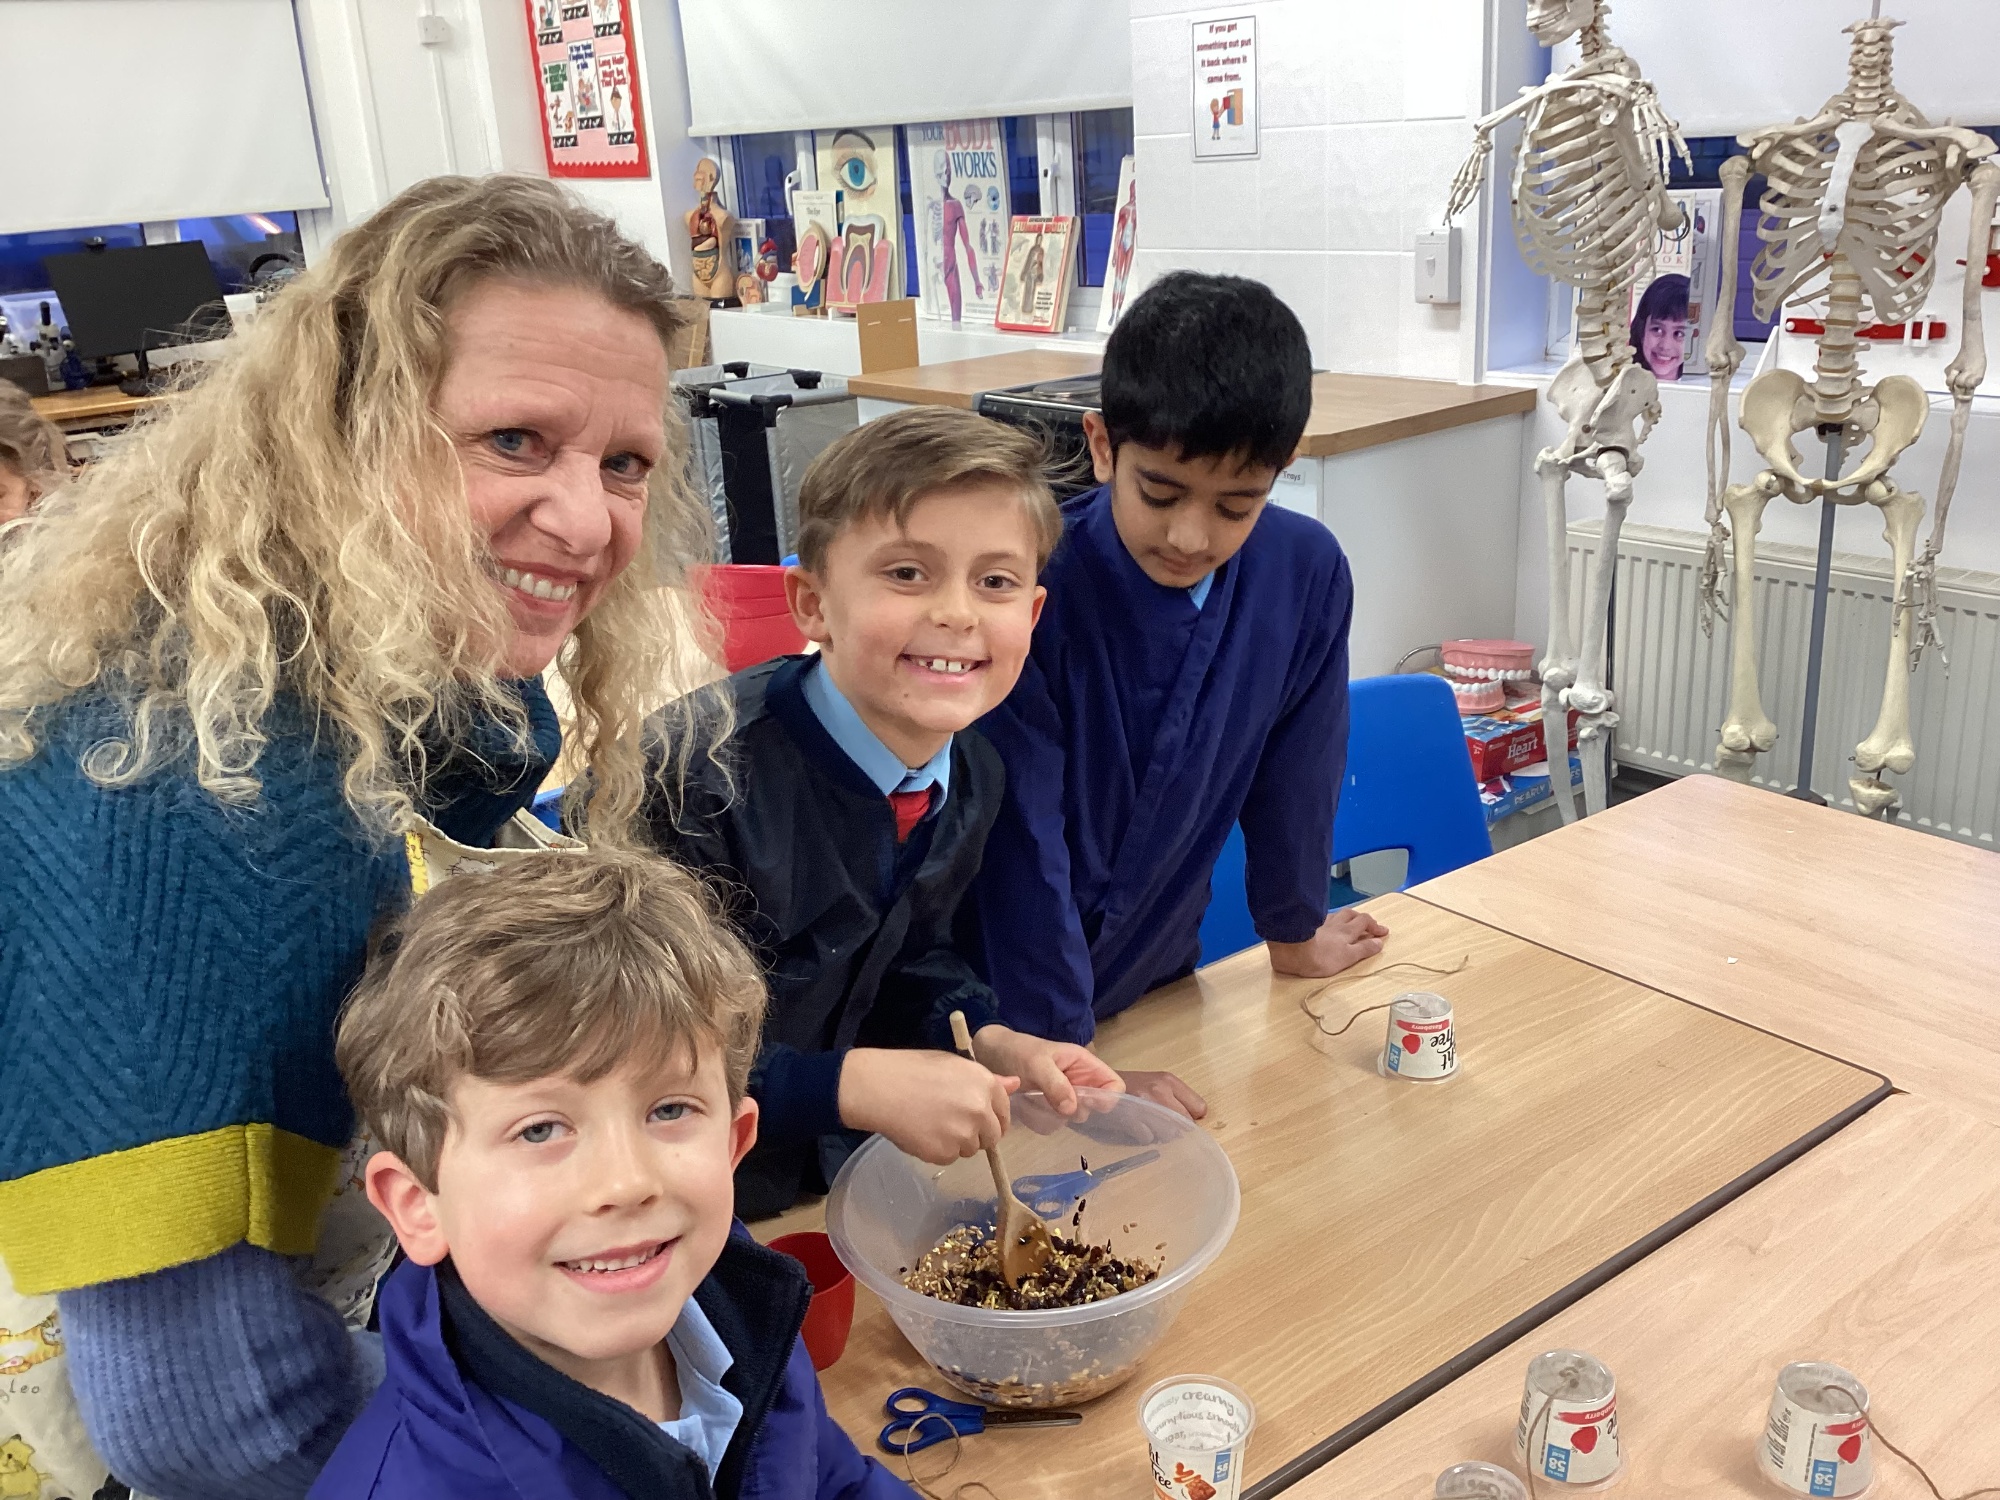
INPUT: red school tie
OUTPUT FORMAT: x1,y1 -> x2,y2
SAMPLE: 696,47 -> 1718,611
887,788 -> 932,843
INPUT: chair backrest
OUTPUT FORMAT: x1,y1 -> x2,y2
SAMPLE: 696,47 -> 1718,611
698,564 -> 808,672
1197,673 -> 1493,964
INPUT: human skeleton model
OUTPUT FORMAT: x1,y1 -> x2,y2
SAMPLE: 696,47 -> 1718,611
1702,16 -> 1999,815
1446,0 -> 1688,821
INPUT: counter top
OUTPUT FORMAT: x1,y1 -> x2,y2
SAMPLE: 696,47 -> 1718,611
844,353 -> 1537,457
844,350 -> 1101,409
32,386 -> 167,426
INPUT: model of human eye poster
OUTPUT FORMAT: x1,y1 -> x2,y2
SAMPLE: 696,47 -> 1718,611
995,216 -> 1078,335
527,0 -> 649,178
816,126 -> 902,306
908,119 -> 1010,325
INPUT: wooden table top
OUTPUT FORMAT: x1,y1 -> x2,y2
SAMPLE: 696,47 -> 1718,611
845,351 -> 1101,409
1411,774 -> 2000,1126
1295,372 -> 1536,458
1287,1092 -> 2000,1498
31,386 -> 167,426
762,893 -> 1885,1499
844,353 -> 1535,458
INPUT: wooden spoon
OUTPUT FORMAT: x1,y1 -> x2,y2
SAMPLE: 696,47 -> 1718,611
948,1010 -> 1056,1289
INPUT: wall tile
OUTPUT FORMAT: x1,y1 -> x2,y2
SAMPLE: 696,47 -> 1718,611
1128,0 -> 1199,17
1186,154 -> 1260,254
1399,0 -> 1484,119
1136,134 -> 1198,250
1396,117 -> 1478,242
1325,6 -> 1403,124
1248,251 -> 1330,361
1324,123 -> 1402,252
1258,1 -> 1329,129
1256,128 -> 1327,252
1396,253 -> 1466,380
1319,252 -> 1404,374
1131,14 -> 1194,138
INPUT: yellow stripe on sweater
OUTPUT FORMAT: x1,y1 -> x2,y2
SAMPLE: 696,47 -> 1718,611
0,1125 -> 341,1295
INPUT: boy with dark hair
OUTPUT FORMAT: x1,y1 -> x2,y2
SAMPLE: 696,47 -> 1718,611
316,848 -> 912,1499
969,272 -> 1388,1115
644,405 -> 1120,1218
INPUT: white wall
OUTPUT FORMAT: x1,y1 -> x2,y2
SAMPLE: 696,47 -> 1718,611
1126,0 -> 1497,381
294,0 -> 703,287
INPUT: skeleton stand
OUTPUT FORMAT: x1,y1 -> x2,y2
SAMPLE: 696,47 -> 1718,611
1789,432 -> 1847,805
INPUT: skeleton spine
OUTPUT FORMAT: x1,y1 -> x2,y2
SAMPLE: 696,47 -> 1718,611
1813,259 -> 1866,425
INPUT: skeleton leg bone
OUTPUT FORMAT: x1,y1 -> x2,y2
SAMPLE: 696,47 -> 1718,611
1715,477 -> 1781,781
1571,448 -> 1634,816
1851,480 -> 1925,816
1535,447 -> 1580,826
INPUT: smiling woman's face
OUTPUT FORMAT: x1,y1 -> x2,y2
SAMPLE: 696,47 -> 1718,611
435,278 -> 669,679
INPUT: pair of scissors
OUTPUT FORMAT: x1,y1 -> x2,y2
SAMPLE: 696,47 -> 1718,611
877,1388 -> 1083,1454
1011,1148 -> 1161,1219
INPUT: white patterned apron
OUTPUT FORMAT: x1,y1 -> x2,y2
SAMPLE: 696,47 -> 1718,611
0,808 -> 579,1500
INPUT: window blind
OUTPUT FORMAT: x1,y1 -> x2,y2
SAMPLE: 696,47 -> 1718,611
678,0 -> 1131,138
1566,1 -> 2000,139
0,0 -> 328,236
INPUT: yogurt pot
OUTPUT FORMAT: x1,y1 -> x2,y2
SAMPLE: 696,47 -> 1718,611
1760,1362 -> 1873,1497
1514,1349 -> 1622,1488
1381,991 -> 1458,1082
1141,1375 -> 1256,1500
1436,1460 -> 1529,1499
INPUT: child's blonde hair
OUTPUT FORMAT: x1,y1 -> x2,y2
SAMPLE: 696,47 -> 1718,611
336,848 -> 767,1191
0,384 -> 65,494
793,405 -> 1063,573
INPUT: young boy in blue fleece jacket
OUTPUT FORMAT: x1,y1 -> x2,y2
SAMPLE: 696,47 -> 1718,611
310,848 -> 912,1500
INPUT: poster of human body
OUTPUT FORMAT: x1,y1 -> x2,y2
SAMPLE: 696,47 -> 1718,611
1096,155 -> 1138,333
526,0 -> 648,177
908,119 -> 1010,324
816,127 -> 902,300
995,216 -> 1078,334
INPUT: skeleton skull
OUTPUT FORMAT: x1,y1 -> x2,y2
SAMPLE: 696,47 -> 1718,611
1527,0 -> 1600,47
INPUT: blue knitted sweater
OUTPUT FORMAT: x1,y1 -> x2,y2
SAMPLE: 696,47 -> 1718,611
0,683 -> 559,1500
0,684 -> 560,1292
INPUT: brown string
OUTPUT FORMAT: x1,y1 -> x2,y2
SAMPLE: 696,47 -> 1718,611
1522,1393 -> 1553,1500
1817,1383 -> 2000,1500
894,1413 -> 1004,1500
1298,956 -> 1471,1039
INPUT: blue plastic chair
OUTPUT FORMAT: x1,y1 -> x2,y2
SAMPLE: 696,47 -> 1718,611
1197,673 -> 1493,963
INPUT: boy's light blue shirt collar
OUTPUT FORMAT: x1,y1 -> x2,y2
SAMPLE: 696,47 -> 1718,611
801,656 -> 953,798
1187,571 -> 1216,609
655,1295 -> 742,1481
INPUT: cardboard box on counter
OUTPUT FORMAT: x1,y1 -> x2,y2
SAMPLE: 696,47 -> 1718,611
1463,704 -> 1579,782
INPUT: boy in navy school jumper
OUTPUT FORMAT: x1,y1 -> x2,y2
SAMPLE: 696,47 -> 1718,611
968,272 -> 1390,1117
312,849 -> 911,1500
642,406 -> 1121,1219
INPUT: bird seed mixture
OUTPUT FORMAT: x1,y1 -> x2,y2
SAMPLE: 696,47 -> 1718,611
901,1224 -> 1161,1311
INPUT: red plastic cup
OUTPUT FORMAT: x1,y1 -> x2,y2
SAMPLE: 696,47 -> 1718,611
768,1231 -> 855,1370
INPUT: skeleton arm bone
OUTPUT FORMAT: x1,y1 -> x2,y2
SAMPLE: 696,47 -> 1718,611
1445,76 -> 1646,223
1701,155 -> 1753,632
1908,159 -> 2000,665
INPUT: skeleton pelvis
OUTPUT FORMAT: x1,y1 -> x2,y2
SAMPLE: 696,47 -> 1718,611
1548,355 -> 1655,463
1739,369 -> 1928,494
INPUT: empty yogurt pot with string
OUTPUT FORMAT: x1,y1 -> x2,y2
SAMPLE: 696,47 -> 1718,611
826,1088 -> 1240,1408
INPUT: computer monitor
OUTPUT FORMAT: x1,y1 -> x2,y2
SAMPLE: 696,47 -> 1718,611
44,242 -> 231,363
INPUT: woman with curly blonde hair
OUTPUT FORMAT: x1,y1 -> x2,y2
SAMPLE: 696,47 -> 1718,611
0,176 -> 723,1500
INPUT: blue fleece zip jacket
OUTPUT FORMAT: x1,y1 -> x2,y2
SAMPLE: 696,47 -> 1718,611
309,1231 -> 914,1500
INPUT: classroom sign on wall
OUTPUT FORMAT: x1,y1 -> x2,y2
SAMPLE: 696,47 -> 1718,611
1191,14 -> 1258,161
528,0 -> 650,178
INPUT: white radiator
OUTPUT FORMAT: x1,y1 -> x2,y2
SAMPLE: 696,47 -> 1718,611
1565,521 -> 2000,849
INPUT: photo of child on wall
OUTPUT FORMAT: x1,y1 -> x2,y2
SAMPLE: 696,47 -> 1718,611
1630,272 -> 1689,381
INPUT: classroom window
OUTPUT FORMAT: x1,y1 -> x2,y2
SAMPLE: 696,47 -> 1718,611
728,131 -> 799,272
174,212 -> 303,296
1072,107 -> 1134,288
1002,116 -> 1041,218
0,223 -> 144,304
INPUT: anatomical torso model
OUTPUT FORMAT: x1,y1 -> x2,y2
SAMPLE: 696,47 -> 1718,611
1447,0 -> 1689,821
1703,15 -> 1998,815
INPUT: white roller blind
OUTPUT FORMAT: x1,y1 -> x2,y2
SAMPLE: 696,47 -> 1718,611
1572,2 -> 2000,139
679,0 -> 1131,137
0,0 -> 328,235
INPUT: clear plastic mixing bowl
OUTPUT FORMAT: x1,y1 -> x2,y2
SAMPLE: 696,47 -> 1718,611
825,1088 -> 1240,1407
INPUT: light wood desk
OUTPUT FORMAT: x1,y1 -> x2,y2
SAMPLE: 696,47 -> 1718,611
1412,774 -> 2000,1125
1287,1092 -> 2000,1498
764,894 -> 1885,1500
31,386 -> 166,428
1295,373 -> 1536,457
844,351 -> 1101,410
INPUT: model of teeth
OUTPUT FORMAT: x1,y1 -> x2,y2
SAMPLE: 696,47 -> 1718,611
497,566 -> 578,602
1440,664 -> 1534,682
562,1244 -> 663,1273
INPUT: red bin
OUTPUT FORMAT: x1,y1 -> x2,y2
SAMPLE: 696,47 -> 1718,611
697,564 -> 808,672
